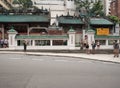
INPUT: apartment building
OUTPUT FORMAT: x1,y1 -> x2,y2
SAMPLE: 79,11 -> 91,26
103,0 -> 112,16
110,0 -> 120,18
0,0 -> 12,10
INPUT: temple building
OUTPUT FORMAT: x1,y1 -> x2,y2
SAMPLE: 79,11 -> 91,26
0,0 -> 119,50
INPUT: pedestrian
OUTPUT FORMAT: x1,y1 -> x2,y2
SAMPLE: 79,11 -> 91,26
83,40 -> 87,49
3,39 -> 8,48
85,42 -> 90,54
0,38 -> 4,48
80,39 -> 84,50
96,41 -> 100,49
23,40 -> 27,52
113,41 -> 119,57
91,41 -> 96,54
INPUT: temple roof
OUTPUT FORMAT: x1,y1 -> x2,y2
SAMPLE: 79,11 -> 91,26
57,16 -> 84,25
0,15 -> 50,23
90,18 -> 114,25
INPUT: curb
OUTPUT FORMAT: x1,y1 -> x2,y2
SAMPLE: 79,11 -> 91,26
0,51 -> 120,64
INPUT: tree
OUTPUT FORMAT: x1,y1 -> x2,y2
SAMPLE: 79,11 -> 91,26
90,0 -> 104,17
108,15 -> 120,24
16,0 -> 33,8
107,15 -> 120,32
75,0 -> 104,17
74,0 -> 104,29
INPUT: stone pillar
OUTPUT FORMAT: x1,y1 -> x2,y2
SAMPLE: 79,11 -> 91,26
114,23 -> 120,36
50,40 -> 53,46
33,40 -> 35,46
106,39 -> 108,46
7,28 -> 18,49
68,27 -> 76,50
86,29 -> 95,48
1,24 -> 4,39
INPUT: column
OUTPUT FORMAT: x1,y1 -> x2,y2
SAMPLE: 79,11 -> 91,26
7,28 -> 18,49
68,27 -> 76,50
86,29 -> 95,48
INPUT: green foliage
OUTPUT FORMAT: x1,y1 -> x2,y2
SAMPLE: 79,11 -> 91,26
107,15 -> 120,24
90,0 -> 104,17
74,0 -> 104,17
75,0 -> 91,11
17,0 -> 33,8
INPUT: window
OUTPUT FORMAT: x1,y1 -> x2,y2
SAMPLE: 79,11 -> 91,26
35,40 -> 50,46
17,40 -> 33,46
53,40 -> 67,45
95,40 -> 106,45
108,40 -> 117,45
17,40 -> 24,46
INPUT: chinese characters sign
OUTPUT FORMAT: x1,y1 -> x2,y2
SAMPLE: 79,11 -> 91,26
97,28 -> 109,35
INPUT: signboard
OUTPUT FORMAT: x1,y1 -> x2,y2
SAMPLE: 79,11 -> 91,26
97,28 -> 109,35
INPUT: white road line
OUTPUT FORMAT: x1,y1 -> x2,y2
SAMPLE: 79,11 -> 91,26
9,58 -> 22,60
31,58 -> 44,61
54,59 -> 69,62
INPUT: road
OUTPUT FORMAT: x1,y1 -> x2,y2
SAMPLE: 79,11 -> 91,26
0,53 -> 120,88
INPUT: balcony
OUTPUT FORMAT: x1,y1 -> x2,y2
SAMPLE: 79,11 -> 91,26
0,0 -> 12,10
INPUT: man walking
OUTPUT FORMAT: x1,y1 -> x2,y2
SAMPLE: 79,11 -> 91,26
113,41 -> 119,57
23,40 -> 27,52
91,41 -> 96,54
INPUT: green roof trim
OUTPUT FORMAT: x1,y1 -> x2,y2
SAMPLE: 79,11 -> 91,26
8,28 -> 17,33
69,27 -> 75,32
86,29 -> 95,33
58,17 -> 84,24
90,18 -> 113,25
95,35 -> 120,39
0,15 -> 49,23
15,35 -> 69,39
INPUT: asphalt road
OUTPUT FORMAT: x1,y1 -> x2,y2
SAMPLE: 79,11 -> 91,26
0,54 -> 120,88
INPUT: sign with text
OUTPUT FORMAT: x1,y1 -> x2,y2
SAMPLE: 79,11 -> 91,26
97,28 -> 109,35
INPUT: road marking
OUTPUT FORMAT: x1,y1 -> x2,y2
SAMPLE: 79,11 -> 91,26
54,59 -> 69,62
31,58 -> 44,61
9,58 -> 22,60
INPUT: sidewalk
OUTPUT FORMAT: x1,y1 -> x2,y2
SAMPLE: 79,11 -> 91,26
0,50 -> 120,64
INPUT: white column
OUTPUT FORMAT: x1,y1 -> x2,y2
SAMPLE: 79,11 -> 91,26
86,30 -> 95,49
27,24 -> 29,35
50,40 -> 52,46
33,40 -> 35,46
7,29 -> 17,49
114,24 -> 120,36
2,24 -> 4,39
82,30 -> 86,40
68,29 -> 76,50
106,39 -> 108,46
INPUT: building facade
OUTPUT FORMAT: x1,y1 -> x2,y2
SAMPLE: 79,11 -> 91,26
0,0 -> 12,10
0,0 -> 119,50
103,0 -> 112,16
110,0 -> 120,18
32,0 -> 76,25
